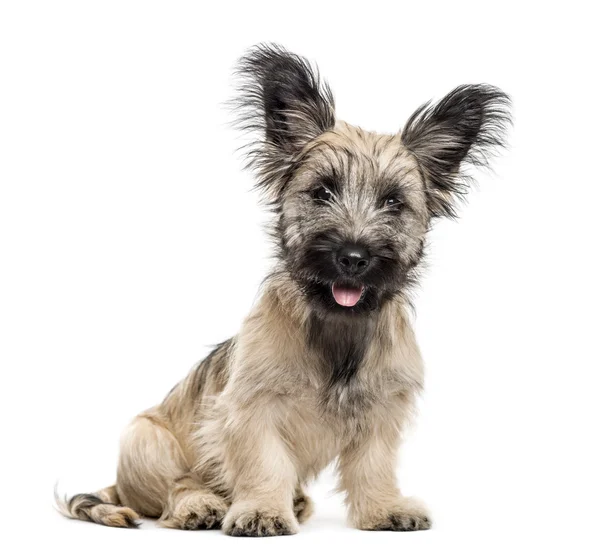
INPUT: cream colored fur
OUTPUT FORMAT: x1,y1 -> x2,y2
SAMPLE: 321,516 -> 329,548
57,124 -> 431,535
57,43 -> 510,536
108,269 -> 429,534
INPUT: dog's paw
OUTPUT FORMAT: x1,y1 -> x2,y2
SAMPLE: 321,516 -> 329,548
293,492 -> 314,524
356,497 -> 432,532
159,492 -> 228,530
224,502 -> 298,537
374,510 -> 431,531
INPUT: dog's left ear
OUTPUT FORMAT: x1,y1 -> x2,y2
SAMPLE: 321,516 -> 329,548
402,85 -> 511,218
233,44 -> 335,197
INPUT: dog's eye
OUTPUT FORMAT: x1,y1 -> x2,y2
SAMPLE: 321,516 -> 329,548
385,196 -> 403,209
313,186 -> 333,202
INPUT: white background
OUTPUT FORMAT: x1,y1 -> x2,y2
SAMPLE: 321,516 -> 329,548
1,1 -> 599,555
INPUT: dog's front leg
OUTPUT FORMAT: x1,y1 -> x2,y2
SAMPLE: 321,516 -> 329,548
222,400 -> 299,537
338,408 -> 431,531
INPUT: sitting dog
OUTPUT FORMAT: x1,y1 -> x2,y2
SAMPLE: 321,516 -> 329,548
57,44 -> 510,536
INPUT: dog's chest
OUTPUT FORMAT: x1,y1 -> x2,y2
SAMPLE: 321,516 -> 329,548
295,355 -> 391,444
283,375 -> 397,480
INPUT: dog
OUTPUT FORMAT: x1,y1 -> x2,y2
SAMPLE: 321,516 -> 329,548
57,44 -> 511,536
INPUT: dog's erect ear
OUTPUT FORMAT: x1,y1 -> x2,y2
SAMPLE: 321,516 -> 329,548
233,44 -> 335,196
402,85 -> 511,218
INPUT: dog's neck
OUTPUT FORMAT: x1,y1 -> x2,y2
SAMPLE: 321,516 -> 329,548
306,308 -> 378,388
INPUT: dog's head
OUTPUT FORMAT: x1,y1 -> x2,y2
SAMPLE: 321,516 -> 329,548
234,45 -> 510,314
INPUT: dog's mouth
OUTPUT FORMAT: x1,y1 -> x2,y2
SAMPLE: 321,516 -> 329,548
331,282 -> 365,307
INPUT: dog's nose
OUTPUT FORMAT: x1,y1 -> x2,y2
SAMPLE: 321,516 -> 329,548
337,245 -> 370,275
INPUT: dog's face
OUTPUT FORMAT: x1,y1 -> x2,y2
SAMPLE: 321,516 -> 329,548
278,126 -> 428,313
235,45 -> 510,313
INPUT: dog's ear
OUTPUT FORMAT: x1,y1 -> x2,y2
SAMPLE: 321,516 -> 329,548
402,85 -> 511,218
233,44 -> 335,196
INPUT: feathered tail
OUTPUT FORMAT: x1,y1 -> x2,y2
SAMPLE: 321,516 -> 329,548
55,484 -> 139,528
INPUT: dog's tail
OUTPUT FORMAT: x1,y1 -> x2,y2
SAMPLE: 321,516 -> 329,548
55,484 -> 140,528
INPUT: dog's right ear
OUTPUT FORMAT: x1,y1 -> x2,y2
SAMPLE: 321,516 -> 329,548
233,44 -> 335,196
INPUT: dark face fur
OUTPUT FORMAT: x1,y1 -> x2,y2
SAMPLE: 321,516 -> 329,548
234,44 -> 510,316
278,129 -> 428,314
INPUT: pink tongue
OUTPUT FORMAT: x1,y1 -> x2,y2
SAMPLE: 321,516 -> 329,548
332,283 -> 364,307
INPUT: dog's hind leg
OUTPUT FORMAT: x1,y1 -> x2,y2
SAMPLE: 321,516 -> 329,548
116,414 -> 228,529
293,485 -> 314,524
116,414 -> 186,518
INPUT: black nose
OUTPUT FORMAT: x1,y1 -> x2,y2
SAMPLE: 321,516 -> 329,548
337,245 -> 370,275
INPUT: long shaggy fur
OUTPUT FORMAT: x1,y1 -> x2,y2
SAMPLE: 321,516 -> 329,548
231,43 -> 335,199
57,44 -> 510,536
55,485 -> 140,528
402,84 -> 512,218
